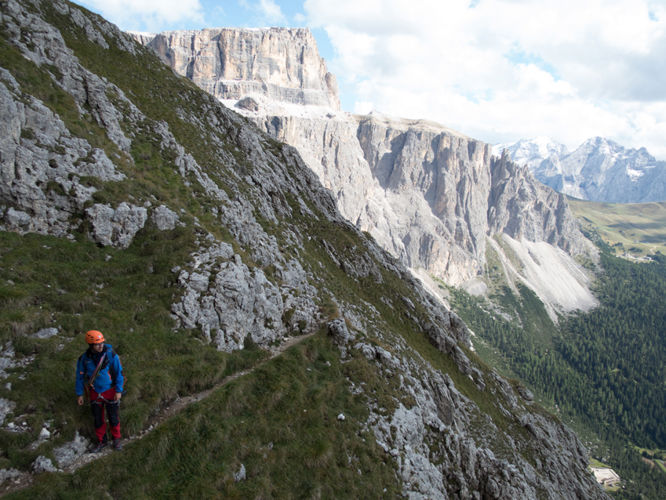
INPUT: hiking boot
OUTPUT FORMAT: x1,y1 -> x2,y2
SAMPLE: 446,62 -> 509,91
89,440 -> 107,453
113,438 -> 123,450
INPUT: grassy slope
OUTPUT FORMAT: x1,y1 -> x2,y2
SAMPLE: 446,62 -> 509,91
1,1 -> 513,496
1,1 -> 608,497
8,334 -> 402,499
0,1 -> 267,475
568,198 -> 666,257
0,229 -> 267,471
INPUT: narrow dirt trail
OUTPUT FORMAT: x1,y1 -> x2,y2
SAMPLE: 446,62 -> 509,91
1,332 -> 317,494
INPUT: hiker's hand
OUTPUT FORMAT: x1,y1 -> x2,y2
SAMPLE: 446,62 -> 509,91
77,396 -> 84,406
115,392 -> 122,401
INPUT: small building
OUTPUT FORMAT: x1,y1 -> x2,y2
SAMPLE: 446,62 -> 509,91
591,467 -> 621,488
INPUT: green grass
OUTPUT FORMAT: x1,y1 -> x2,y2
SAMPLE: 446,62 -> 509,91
0,229 -> 266,472
590,457 -> 611,468
6,334 -> 401,499
0,2 -> 600,496
568,198 -> 666,257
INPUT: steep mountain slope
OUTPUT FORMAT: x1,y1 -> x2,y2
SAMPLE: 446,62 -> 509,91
496,137 -> 666,203
136,28 -> 598,321
0,1 -> 606,498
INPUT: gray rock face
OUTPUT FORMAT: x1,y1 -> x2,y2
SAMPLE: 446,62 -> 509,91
0,2 -> 606,497
333,306 -> 607,500
31,456 -> 57,474
0,341 -> 34,380
235,96 -> 259,112
150,204 -> 180,231
488,152 -> 589,255
0,71 -> 126,237
256,112 -> 595,289
0,468 -> 22,485
0,398 -> 15,426
134,28 -> 340,110
0,0 -> 138,242
32,327 -> 59,339
233,464 -> 246,482
136,29 -> 595,292
86,203 -> 148,248
53,431 -> 89,468
172,239 -> 320,351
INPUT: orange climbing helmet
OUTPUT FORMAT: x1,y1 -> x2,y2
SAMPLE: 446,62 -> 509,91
85,330 -> 105,344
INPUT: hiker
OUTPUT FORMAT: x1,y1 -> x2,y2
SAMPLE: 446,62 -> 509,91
75,330 -> 125,452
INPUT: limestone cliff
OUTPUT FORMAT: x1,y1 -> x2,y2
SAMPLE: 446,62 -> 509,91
136,28 -> 340,110
133,28 -> 597,317
258,110 -> 597,317
0,1 -> 607,497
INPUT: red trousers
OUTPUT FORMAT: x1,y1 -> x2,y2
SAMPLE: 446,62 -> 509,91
90,388 -> 121,442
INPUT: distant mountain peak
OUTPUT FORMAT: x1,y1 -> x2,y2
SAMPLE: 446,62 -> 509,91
501,137 -> 666,202
493,137 -> 568,172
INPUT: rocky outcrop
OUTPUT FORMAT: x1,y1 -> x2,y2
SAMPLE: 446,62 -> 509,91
488,152 -> 589,255
86,202 -> 147,248
0,1 -> 606,497
135,28 -> 340,110
135,29 -> 598,316
0,67 -> 125,238
330,307 -> 606,499
171,241 -> 319,352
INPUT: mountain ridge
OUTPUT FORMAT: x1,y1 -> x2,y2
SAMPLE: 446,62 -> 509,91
0,1 -> 607,497
496,137 -> 666,203
132,27 -> 600,320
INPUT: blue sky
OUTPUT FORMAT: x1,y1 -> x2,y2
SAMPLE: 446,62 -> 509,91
73,1 -> 666,159
75,1 -> 344,104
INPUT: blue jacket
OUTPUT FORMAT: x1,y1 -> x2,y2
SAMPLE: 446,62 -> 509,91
75,344 -> 124,396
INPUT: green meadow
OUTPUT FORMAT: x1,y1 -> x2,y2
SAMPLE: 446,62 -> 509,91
568,198 -> 666,257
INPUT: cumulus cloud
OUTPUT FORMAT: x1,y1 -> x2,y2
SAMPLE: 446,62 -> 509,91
240,0 -> 288,25
305,0 -> 666,157
258,0 -> 288,24
77,0 -> 204,32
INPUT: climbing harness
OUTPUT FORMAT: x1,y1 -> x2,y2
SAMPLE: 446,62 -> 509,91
90,392 -> 120,406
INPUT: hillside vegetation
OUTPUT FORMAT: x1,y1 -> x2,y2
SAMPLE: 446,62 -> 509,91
0,1 -> 607,498
451,246 -> 666,499
568,198 -> 666,257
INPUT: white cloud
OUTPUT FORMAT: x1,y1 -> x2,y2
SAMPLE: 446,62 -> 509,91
240,0 -> 288,25
305,0 -> 666,157
76,0 -> 204,31
258,0 -> 287,24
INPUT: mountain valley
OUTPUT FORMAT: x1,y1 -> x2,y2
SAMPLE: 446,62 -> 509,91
0,1 -> 614,498
0,1 -> 664,498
